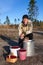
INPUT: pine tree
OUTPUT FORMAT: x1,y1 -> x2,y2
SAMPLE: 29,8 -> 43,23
27,0 -> 38,21
5,16 -> 10,25
18,18 -> 20,21
14,18 -> 17,25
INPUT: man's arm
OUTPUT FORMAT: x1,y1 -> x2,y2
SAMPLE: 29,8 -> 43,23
18,24 -> 22,36
26,20 -> 33,34
18,23 -> 25,39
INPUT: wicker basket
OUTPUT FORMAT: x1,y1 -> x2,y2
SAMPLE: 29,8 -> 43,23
6,55 -> 18,63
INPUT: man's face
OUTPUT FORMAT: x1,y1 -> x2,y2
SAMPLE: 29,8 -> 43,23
23,18 -> 28,25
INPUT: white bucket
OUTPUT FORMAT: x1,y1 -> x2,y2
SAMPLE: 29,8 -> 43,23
23,40 -> 35,56
10,46 -> 20,57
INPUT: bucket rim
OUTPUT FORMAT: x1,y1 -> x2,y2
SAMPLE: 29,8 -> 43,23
23,39 -> 35,42
19,49 -> 26,52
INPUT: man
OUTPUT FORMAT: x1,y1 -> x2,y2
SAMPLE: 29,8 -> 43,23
18,15 -> 33,48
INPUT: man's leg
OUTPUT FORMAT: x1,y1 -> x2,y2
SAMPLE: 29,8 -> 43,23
25,33 -> 33,40
18,38 -> 24,48
29,33 -> 33,40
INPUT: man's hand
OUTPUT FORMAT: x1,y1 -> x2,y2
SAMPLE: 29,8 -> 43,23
24,37 -> 29,41
20,33 -> 25,39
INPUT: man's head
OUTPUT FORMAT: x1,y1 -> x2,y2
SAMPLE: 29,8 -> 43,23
22,15 -> 29,25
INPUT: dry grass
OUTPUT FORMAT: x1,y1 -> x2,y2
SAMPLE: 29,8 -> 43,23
0,25 -> 43,65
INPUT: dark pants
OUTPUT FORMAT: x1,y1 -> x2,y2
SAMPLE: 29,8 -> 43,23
18,33 -> 33,48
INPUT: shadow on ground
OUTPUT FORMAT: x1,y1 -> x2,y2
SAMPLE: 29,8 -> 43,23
33,32 -> 43,35
0,35 -> 19,59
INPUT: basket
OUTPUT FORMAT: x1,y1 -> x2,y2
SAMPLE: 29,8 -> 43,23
6,55 -> 18,63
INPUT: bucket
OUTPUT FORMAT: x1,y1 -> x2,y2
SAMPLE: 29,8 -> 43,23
10,46 -> 20,57
19,49 -> 26,60
23,40 -> 35,56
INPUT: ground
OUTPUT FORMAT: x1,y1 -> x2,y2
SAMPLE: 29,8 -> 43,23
0,32 -> 43,65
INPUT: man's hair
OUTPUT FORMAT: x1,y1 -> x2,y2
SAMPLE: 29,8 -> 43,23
22,14 -> 29,19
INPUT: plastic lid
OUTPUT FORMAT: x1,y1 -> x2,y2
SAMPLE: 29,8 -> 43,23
11,46 -> 20,49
